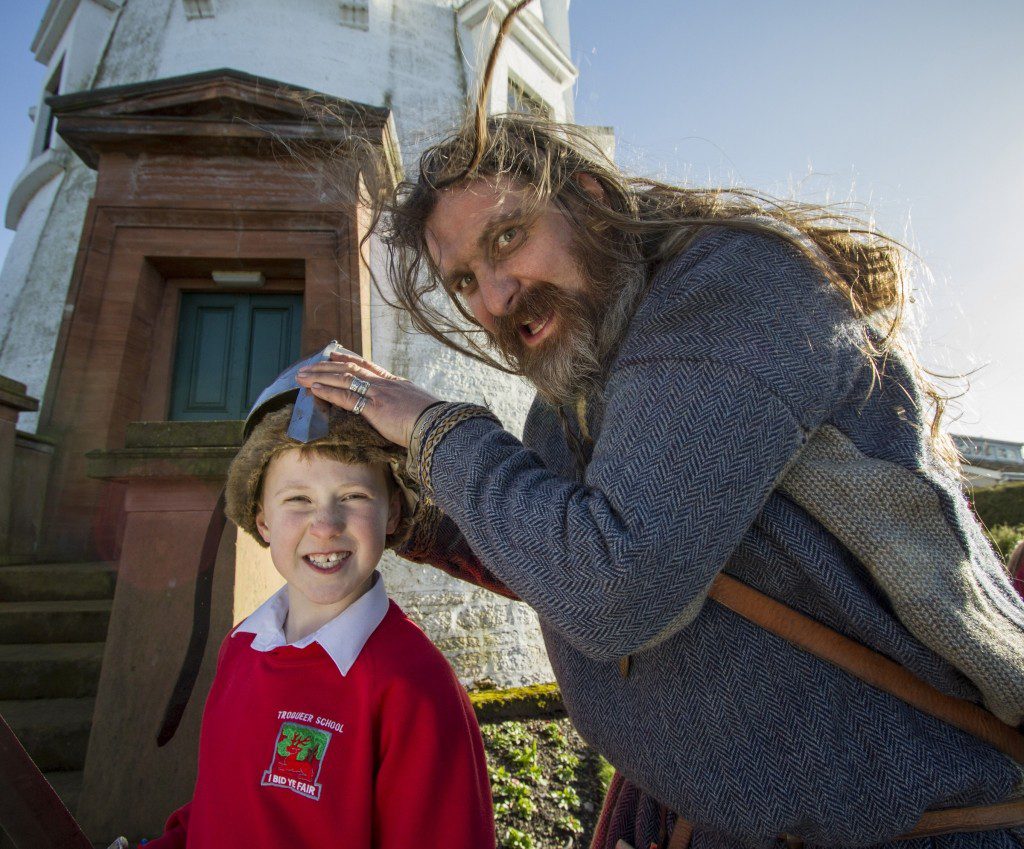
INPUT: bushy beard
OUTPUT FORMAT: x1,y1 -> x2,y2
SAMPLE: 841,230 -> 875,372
489,258 -> 647,407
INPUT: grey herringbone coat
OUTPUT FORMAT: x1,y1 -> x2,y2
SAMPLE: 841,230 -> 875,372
402,228 -> 1024,848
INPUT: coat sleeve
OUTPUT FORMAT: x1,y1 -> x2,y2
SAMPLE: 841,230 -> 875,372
372,656 -> 495,848
410,231 -> 862,660
397,503 -> 519,600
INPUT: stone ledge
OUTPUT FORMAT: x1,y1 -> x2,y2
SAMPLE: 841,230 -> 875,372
86,445 -> 239,481
469,683 -> 564,724
15,430 -> 56,449
4,148 -> 67,230
125,420 -> 244,449
0,376 -> 39,414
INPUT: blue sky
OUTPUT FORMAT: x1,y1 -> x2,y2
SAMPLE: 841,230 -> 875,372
1,1 -> 1021,440
568,1 -> 1024,442
0,1 -> 48,263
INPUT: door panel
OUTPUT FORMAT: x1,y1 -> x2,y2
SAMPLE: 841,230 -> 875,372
187,304 -> 240,410
245,302 -> 303,412
170,293 -> 302,421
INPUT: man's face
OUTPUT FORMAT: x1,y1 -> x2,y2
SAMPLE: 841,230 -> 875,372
256,449 -> 399,631
424,178 -> 608,402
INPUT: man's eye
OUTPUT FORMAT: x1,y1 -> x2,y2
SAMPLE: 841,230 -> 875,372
285,495 -> 311,504
340,493 -> 368,502
452,274 -> 475,294
496,227 -> 519,248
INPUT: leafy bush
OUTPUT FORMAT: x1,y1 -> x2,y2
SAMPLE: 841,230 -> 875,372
483,718 -> 598,848
972,482 -> 1024,528
505,827 -> 533,849
986,524 -> 1024,563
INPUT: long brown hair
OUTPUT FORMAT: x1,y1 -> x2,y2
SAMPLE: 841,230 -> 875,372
361,5 -> 956,465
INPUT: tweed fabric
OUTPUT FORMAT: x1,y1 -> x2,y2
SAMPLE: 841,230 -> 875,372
779,424 -> 1024,725
589,770 -> 679,849
400,228 -> 1024,848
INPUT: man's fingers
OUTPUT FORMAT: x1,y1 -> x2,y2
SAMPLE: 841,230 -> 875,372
328,351 -> 396,380
297,361 -> 378,388
302,362 -> 441,446
307,381 -> 374,413
306,372 -> 374,398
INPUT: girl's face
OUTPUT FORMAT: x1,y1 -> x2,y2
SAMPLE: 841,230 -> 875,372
256,449 -> 399,633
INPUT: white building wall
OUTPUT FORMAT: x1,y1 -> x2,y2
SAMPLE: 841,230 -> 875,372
0,0 -> 120,430
2,0 -> 577,687
0,175 -> 64,351
0,164 -> 96,433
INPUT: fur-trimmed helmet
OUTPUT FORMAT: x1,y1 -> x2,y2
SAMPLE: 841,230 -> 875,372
225,345 -> 416,549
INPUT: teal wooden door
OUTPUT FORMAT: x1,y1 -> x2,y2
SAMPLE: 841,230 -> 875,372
170,293 -> 302,420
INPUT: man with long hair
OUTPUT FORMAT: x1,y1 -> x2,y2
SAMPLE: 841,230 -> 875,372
296,111 -> 1024,848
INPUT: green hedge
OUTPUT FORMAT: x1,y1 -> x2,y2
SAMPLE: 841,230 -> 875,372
986,524 -> 1024,563
972,482 -> 1024,529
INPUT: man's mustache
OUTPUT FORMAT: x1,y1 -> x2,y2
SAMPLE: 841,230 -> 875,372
490,283 -> 583,355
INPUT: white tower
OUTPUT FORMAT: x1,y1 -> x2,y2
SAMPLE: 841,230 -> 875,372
3,0 -> 577,434
1,0 -> 580,688
0,1 -> 585,840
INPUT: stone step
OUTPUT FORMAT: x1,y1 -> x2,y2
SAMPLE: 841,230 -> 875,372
0,697 -> 94,772
0,643 -> 105,699
0,562 -> 116,602
47,768 -> 84,817
0,600 -> 112,644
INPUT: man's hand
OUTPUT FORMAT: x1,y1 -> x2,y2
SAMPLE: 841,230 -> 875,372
295,352 -> 441,448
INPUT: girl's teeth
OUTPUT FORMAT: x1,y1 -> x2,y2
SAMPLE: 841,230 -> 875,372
308,553 -> 346,568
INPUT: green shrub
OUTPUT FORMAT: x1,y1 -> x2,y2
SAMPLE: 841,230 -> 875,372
555,813 -> 583,836
986,524 -> 1024,563
549,785 -> 580,811
504,827 -> 533,849
483,717 -> 604,847
972,482 -> 1024,528
597,755 -> 615,796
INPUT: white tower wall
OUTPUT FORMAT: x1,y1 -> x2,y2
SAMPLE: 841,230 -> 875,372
2,0 -> 579,687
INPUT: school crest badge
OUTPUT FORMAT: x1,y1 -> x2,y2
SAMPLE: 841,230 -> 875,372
261,721 -> 332,800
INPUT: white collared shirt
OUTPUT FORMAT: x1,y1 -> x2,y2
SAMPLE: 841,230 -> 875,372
233,571 -> 390,677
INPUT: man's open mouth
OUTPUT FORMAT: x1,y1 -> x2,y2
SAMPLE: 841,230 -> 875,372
519,314 -> 554,346
303,552 -> 350,573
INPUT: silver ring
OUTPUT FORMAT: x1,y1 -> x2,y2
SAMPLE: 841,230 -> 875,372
352,395 -> 368,416
350,376 -> 370,397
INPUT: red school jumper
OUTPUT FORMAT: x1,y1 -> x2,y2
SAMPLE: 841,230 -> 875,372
146,573 -> 495,848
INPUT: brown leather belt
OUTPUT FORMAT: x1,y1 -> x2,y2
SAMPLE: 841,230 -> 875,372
770,799 -> 1024,848
899,799 -> 1024,839
709,574 -> 1024,764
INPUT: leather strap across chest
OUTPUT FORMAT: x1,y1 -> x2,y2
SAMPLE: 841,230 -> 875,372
709,573 -> 1024,765
699,573 -> 1024,844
